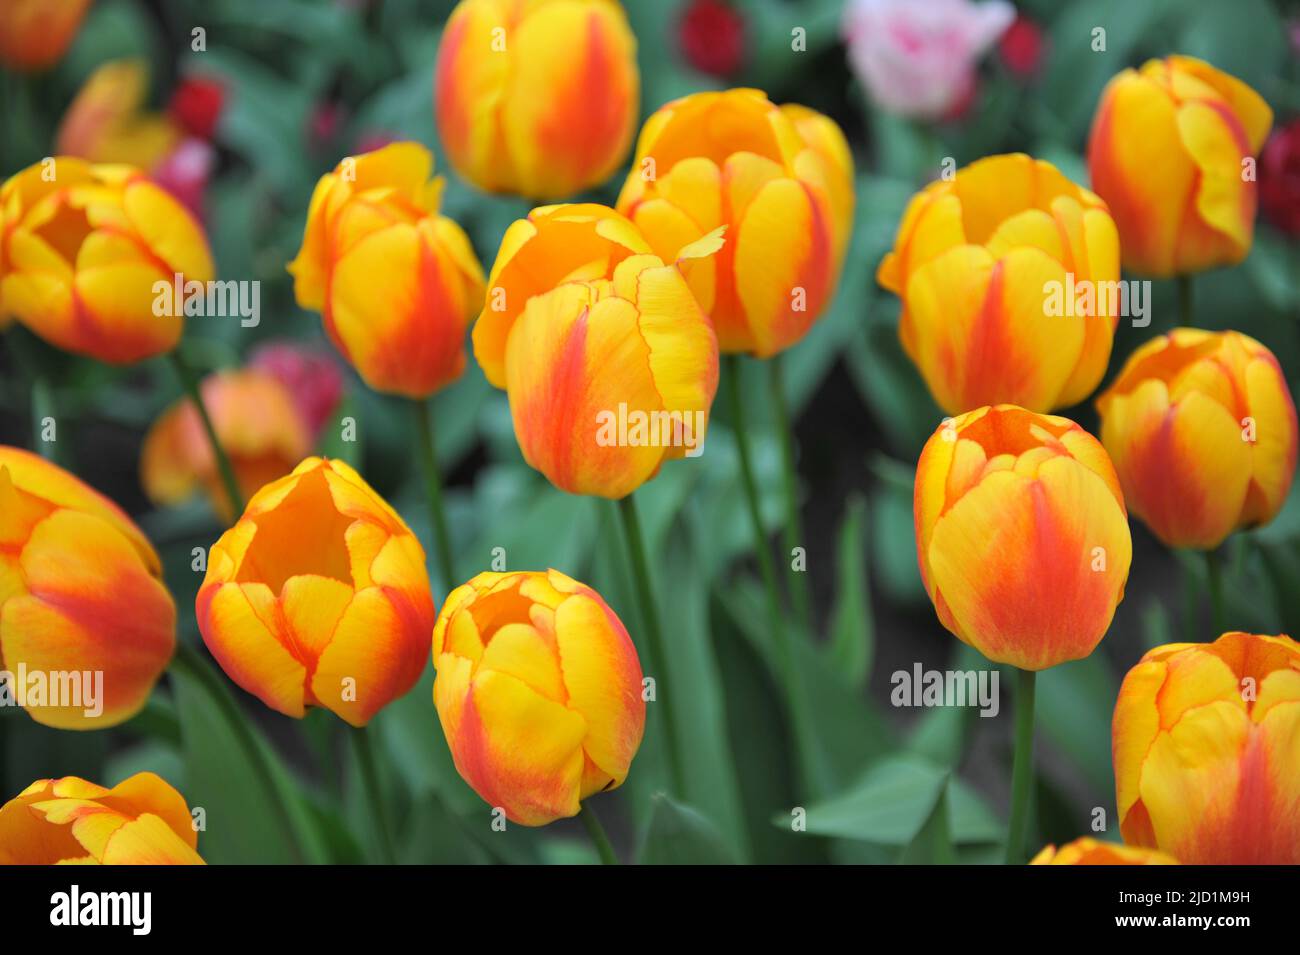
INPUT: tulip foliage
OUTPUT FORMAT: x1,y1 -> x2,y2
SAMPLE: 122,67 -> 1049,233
1,0 -> 1299,871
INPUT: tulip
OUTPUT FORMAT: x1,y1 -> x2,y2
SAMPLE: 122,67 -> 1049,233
842,0 -> 1013,120
914,405 -> 1132,670
435,0 -> 638,199
141,368 -> 312,520
678,0 -> 746,78
472,204 -> 721,498
196,457 -> 434,725
1029,838 -> 1177,865
0,0 -> 92,72
1096,329 -> 1297,550
0,446 -> 175,729
168,75 -> 227,142
287,142 -> 485,398
1113,631 -> 1300,865
432,570 -> 645,826
249,341 -> 345,440
878,153 -> 1120,415
0,157 -> 214,363
614,89 -> 854,358
1088,55 -> 1272,276
0,772 -> 204,865
55,60 -> 182,171
1260,119 -> 1300,237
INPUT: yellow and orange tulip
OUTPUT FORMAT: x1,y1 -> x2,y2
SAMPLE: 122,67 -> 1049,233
56,60 -> 182,171
1096,328 -> 1297,550
1088,56 -> 1272,277
0,772 -> 204,865
1030,837 -> 1177,865
473,204 -> 720,498
878,153 -> 1120,415
288,142 -> 485,398
432,569 -> 645,826
914,405 -> 1131,670
196,457 -> 434,725
435,0 -> 638,199
0,446 -> 175,729
141,368 -> 312,520
0,157 -> 214,363
616,89 -> 854,357
1113,631 -> 1300,865
0,0 -> 92,72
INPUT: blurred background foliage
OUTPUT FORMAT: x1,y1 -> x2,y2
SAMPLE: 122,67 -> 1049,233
1,0 -> 1299,864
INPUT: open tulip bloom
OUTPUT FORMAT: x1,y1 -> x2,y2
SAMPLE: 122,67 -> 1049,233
7,0 -> 1300,889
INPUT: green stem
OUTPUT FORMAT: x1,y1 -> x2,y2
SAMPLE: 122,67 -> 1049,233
413,398 -> 457,591
349,725 -> 397,865
615,494 -> 684,796
768,355 -> 812,637
1182,553 -> 1201,642
1004,667 -> 1037,865
1177,274 -> 1193,327
170,642 -> 305,863
724,355 -> 817,795
168,350 -> 243,517
1206,548 -> 1225,638
578,802 -> 618,865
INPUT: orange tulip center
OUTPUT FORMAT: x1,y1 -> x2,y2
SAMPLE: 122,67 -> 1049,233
232,468 -> 354,593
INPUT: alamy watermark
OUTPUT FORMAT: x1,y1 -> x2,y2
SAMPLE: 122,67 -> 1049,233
891,664 -> 1000,717
595,403 -> 705,457
1043,273 -> 1150,327
0,664 -> 103,718
153,273 -> 260,327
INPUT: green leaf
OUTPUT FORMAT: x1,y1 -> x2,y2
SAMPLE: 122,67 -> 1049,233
639,794 -> 739,865
1035,655 -> 1118,800
828,494 -> 873,687
900,786 -> 955,864
787,755 -> 948,845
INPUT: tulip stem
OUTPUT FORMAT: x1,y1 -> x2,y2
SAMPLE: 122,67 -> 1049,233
413,398 -> 457,592
1206,548 -> 1225,638
167,350 -> 244,517
768,355 -> 813,638
724,355 -> 818,796
1004,667 -> 1037,865
578,802 -> 618,865
616,494 -> 685,796
169,642 -> 306,863
1177,275 -> 1193,326
349,725 -> 397,865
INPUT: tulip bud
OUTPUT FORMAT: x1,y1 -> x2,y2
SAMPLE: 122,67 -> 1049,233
0,158 -> 214,363
473,204 -> 720,498
0,0 -> 91,72
616,89 -> 854,358
287,142 -> 485,398
55,60 -> 182,171
435,0 -> 638,199
1096,329 -> 1297,550
0,447 -> 175,729
878,153 -> 1120,414
914,405 -> 1131,670
1113,632 -> 1300,864
141,368 -> 313,520
1088,55 -> 1273,276
1029,837 -> 1177,865
432,570 -> 645,826
0,772 -> 204,864
196,457 -> 435,725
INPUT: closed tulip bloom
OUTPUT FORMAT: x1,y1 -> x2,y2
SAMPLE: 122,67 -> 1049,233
0,772 -> 204,865
287,142 -> 485,398
0,0 -> 91,71
1096,329 -> 1297,550
432,570 -> 645,826
196,457 -> 434,725
55,60 -> 182,171
436,0 -> 638,199
141,368 -> 312,520
0,158 -> 214,363
878,153 -> 1120,414
0,447 -> 175,729
914,405 -> 1131,670
1088,56 -> 1272,276
1030,838 -> 1177,865
473,205 -> 720,498
616,89 -> 854,357
1113,632 -> 1300,865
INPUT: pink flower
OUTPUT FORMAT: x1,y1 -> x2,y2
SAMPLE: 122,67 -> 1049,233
842,0 -> 1014,120
152,137 -> 215,221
